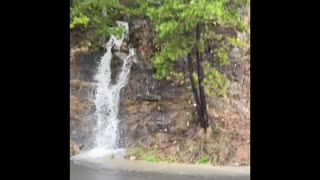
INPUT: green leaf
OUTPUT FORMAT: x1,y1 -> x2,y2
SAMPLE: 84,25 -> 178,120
217,47 -> 229,65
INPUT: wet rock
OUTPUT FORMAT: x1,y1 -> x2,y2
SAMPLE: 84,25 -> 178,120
112,43 -> 129,54
229,47 -> 241,60
131,19 -> 149,30
146,111 -> 172,134
136,93 -> 162,101
154,133 -> 168,144
147,123 -> 162,134
173,110 -> 190,133
74,50 -> 103,81
124,124 -> 150,147
114,52 -> 129,60
70,96 -> 92,121
130,18 -> 154,62
70,141 -> 81,156
70,80 -> 96,88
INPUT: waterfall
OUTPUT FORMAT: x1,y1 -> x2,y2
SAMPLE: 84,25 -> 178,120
72,21 -> 134,160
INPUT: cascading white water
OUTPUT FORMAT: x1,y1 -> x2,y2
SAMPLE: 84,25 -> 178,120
72,21 -> 134,160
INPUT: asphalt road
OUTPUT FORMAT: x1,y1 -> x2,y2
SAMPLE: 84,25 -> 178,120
70,159 -> 250,180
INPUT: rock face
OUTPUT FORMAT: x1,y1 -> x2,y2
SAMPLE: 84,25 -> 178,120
70,11 -> 250,164
70,140 -> 81,156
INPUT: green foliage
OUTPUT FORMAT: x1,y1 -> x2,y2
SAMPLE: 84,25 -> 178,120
196,155 -> 210,164
216,47 -> 229,65
128,145 -> 161,163
70,0 -> 127,48
227,37 -> 246,47
127,146 -> 147,159
152,37 -> 192,79
214,34 -> 223,41
144,145 -> 161,162
70,13 -> 90,29
203,61 -> 228,96
165,71 -> 184,81
134,0 -> 248,98
144,152 -> 160,163
98,26 -> 126,39
70,0 -> 249,95
166,155 -> 178,163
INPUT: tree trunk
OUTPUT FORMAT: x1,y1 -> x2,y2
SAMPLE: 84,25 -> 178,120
187,53 -> 202,120
195,23 -> 209,131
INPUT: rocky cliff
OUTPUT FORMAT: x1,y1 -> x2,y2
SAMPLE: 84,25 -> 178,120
70,8 -> 250,164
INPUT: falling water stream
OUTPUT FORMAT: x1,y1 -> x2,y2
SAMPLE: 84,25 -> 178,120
72,21 -> 134,161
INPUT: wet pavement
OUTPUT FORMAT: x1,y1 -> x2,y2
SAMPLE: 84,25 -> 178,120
70,159 -> 250,180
